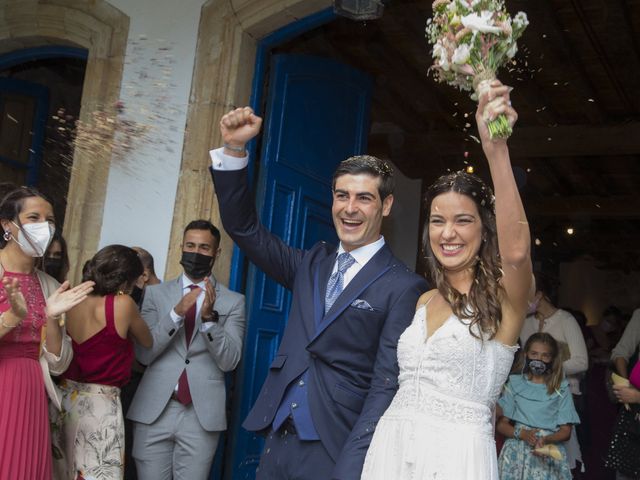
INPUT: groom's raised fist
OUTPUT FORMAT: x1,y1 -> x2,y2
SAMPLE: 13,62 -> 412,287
220,107 -> 263,152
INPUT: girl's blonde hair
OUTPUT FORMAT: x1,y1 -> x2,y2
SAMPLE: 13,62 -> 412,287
513,332 -> 564,394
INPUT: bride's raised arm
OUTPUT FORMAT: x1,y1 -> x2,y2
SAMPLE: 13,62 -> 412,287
477,80 -> 533,345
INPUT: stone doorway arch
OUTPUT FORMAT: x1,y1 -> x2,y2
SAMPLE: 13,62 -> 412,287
0,0 -> 129,281
166,0 -> 331,282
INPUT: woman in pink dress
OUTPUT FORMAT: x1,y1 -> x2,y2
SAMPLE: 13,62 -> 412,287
0,186 -> 94,480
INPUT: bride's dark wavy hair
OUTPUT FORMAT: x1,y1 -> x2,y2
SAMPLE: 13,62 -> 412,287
422,171 -> 504,339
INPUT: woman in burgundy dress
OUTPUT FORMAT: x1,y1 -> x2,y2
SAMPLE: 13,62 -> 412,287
54,245 -> 152,479
0,186 -> 94,480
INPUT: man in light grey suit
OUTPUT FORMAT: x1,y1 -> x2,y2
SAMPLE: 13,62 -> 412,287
128,220 -> 245,480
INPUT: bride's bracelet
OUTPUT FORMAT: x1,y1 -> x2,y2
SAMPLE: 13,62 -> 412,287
0,311 -> 20,329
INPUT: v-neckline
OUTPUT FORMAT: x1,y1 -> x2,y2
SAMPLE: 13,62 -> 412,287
420,301 -> 455,343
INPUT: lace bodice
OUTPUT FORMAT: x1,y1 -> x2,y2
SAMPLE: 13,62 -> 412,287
386,304 -> 517,434
0,271 -> 47,348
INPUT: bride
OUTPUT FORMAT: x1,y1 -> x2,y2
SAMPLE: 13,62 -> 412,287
361,80 -> 533,479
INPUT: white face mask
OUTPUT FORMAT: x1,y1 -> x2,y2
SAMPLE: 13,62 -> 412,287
11,221 -> 54,257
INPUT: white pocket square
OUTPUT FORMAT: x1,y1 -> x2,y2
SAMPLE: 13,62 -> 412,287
351,299 -> 375,311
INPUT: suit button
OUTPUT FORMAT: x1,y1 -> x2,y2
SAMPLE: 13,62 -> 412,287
185,359 -> 190,364
310,353 -> 317,359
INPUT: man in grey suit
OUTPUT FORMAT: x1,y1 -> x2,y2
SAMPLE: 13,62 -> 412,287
128,220 -> 246,480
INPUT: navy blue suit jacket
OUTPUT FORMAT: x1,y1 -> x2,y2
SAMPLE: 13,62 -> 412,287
211,167 -> 428,479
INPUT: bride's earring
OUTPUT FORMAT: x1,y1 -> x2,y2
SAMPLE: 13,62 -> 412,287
2,230 -> 11,241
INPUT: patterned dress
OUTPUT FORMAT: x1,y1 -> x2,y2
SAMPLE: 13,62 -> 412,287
51,294 -> 133,480
497,375 -> 580,480
361,303 -> 517,479
0,271 -> 52,480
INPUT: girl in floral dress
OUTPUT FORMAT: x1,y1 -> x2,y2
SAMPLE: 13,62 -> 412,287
497,332 -> 580,479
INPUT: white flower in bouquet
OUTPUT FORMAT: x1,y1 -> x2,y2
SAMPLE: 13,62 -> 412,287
513,11 -> 529,30
433,41 -> 451,71
452,44 -> 471,65
461,11 -> 502,34
426,0 -> 529,139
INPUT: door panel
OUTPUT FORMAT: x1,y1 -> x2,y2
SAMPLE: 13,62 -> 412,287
226,53 -> 372,479
0,78 -> 49,186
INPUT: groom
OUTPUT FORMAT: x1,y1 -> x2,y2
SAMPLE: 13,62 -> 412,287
209,107 -> 428,479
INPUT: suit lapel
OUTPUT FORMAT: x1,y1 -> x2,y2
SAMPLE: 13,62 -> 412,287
312,245 -> 393,341
168,277 -> 189,353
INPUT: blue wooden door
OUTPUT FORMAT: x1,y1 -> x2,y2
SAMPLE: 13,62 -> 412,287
0,78 -> 49,186
225,53 -> 372,480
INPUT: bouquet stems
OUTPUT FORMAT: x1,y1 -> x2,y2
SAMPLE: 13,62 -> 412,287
475,76 -> 512,140
487,114 -> 512,140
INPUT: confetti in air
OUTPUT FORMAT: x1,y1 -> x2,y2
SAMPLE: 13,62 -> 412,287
48,36 -> 187,181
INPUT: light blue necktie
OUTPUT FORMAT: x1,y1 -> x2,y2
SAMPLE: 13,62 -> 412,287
324,252 -> 356,314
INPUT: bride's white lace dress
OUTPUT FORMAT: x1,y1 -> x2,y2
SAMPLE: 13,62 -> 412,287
361,303 -> 517,480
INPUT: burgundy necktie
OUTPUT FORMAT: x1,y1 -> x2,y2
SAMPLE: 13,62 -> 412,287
176,285 -> 198,405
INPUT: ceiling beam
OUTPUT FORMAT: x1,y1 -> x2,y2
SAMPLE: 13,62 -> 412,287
369,122 -> 640,160
567,0 -> 640,111
526,195 -> 640,218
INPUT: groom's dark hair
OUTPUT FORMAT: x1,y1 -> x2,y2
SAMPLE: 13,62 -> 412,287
332,155 -> 395,201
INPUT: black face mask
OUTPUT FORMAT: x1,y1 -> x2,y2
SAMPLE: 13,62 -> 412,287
44,257 -> 64,280
180,251 -> 214,280
130,286 -> 145,307
524,357 -> 553,376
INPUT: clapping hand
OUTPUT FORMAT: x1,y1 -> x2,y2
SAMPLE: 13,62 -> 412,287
45,280 -> 95,320
174,286 -> 201,318
476,79 -> 517,147
2,277 -> 27,320
220,107 -> 263,151
201,278 -> 216,320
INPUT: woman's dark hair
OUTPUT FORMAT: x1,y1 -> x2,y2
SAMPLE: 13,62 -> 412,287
422,171 -> 502,338
533,271 -> 557,304
82,245 -> 143,296
0,186 -> 53,249
514,332 -> 564,394
37,230 -> 70,282
0,182 -> 18,205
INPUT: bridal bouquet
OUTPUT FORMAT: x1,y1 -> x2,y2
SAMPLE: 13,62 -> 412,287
426,0 -> 529,138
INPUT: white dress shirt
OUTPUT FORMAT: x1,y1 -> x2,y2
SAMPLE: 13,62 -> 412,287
334,238 -> 385,288
210,147 -> 248,171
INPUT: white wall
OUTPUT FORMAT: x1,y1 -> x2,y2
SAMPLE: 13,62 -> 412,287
99,0 -> 206,277
381,162 -> 422,271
